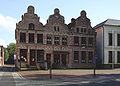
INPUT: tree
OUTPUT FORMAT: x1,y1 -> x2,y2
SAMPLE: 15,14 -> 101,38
7,43 -> 16,64
4,48 -> 9,62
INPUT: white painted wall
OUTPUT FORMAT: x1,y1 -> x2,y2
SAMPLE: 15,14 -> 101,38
103,25 -> 120,64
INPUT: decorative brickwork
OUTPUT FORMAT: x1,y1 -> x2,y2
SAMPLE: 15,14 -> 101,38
15,6 -> 96,69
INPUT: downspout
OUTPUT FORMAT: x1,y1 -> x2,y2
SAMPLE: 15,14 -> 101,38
102,26 -> 104,65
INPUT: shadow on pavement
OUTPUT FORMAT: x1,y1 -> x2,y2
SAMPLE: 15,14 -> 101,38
0,66 -> 15,72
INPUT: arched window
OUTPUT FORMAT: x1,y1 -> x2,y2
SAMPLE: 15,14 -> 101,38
29,23 -> 34,30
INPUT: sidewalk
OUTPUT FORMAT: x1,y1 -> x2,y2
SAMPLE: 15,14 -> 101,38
19,69 -> 120,81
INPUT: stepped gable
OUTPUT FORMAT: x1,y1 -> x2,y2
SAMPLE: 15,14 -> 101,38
16,5 -> 43,30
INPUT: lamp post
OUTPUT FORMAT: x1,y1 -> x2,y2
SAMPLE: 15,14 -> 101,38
93,53 -> 97,77
49,60 -> 52,79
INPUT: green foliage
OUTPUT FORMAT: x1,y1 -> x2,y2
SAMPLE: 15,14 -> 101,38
4,48 -> 9,61
7,43 -> 16,57
6,43 -> 16,64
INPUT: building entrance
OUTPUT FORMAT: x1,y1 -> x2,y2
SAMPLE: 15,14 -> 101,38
53,52 -> 68,68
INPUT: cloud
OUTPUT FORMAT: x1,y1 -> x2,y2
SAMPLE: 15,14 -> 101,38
0,39 -> 8,47
40,17 -> 46,25
0,13 -> 18,32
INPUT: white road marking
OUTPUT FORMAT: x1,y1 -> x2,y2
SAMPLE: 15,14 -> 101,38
12,72 -> 28,86
0,72 -> 4,80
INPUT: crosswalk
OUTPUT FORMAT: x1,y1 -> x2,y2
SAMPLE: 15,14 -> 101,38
0,72 -> 4,80
12,72 -> 92,86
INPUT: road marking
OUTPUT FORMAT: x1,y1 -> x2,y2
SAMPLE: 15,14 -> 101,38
116,79 -> 120,81
12,72 -> 28,86
0,72 -> 4,80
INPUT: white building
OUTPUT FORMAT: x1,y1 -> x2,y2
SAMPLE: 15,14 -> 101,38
94,19 -> 120,68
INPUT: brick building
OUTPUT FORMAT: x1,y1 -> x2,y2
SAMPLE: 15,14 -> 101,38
0,46 -> 4,66
15,6 -> 96,69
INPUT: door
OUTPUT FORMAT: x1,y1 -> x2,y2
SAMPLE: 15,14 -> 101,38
62,54 -> 67,66
46,54 -> 51,68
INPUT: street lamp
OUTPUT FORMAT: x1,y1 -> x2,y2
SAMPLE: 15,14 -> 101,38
93,53 -> 97,77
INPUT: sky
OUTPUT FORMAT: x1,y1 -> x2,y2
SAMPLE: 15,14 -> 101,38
0,0 -> 120,47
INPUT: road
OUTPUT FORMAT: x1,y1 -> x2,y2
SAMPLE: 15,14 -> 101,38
0,67 -> 120,86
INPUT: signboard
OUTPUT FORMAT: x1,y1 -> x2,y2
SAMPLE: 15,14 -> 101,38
14,55 -> 16,60
93,53 -> 98,64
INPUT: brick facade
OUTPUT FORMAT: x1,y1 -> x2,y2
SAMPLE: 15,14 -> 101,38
15,6 -> 96,69
0,46 -> 4,66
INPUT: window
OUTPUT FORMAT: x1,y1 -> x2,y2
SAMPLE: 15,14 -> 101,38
54,26 -> 56,31
117,34 -> 120,46
117,51 -> 120,63
37,50 -> 44,62
62,36 -> 67,45
74,36 -> 79,45
88,52 -> 93,63
76,28 -> 79,32
57,26 -> 59,31
81,27 -> 86,33
29,23 -> 34,30
54,26 -> 59,31
88,38 -> 93,47
74,51 -> 79,62
54,35 -> 59,45
81,51 -> 86,63
29,33 -> 34,43
47,35 -> 52,44
81,37 -> 86,47
109,51 -> 112,63
37,34 -> 43,44
20,32 -> 26,43
20,49 -> 27,62
109,33 -> 112,46
54,54 -> 60,65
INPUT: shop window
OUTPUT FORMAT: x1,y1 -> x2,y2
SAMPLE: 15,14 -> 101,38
54,54 -> 60,65
37,50 -> 44,62
20,32 -> 26,43
20,49 -> 27,62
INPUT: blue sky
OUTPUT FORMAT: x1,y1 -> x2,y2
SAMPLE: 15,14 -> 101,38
0,0 -> 120,47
